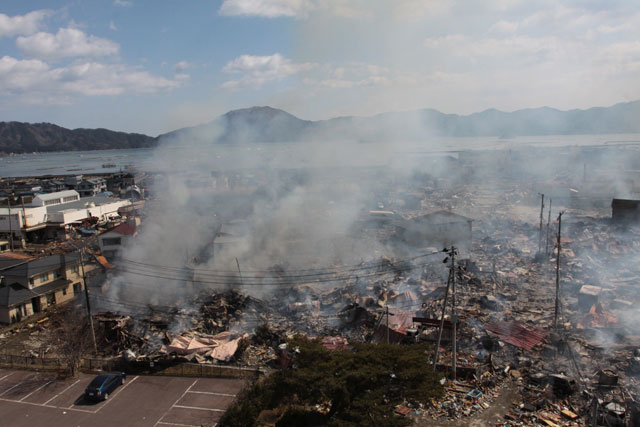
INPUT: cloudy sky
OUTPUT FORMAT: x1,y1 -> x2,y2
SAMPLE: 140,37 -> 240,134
1,0 -> 639,135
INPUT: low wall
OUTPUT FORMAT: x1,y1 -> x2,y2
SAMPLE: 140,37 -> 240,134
0,353 -> 264,379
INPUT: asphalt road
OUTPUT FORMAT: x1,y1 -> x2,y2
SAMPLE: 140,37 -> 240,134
0,368 -> 247,427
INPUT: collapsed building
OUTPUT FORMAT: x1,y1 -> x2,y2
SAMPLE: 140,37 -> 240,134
4,140 -> 640,425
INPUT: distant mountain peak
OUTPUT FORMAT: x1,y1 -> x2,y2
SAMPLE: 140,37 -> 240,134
223,106 -> 302,121
3,100 -> 639,154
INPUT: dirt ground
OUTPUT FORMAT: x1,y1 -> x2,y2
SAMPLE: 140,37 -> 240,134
414,380 -> 518,427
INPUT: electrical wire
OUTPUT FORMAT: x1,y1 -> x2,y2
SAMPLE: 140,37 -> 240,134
110,257 -> 436,287
117,250 -> 443,279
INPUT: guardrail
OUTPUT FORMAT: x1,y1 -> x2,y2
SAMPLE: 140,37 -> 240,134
0,352 -> 264,379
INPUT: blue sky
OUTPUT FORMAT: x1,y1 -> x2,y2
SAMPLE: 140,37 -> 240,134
1,0 -> 639,135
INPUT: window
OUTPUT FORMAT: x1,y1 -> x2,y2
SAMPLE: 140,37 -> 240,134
53,269 -> 62,279
102,237 -> 122,246
44,198 -> 61,206
38,272 -> 49,282
62,288 -> 67,296
70,265 -> 79,274
28,278 -> 34,288
63,195 -> 78,202
73,283 -> 81,294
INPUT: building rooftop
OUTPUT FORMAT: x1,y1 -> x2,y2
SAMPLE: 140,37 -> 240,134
2,252 -> 80,278
45,196 -> 125,213
0,279 -> 71,307
31,190 -> 79,204
102,223 -> 136,236
0,253 -> 35,271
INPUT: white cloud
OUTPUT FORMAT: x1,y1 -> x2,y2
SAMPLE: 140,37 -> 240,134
218,0 -> 452,20
489,20 -> 519,34
219,0 -> 314,18
174,61 -> 191,81
113,0 -> 133,7
0,10 -> 50,38
222,53 -> 314,88
424,34 -> 574,62
174,60 -> 191,72
109,21 -> 118,31
16,28 -> 120,60
0,55 -> 179,104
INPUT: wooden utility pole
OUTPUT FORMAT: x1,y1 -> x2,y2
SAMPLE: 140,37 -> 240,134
7,194 -> 13,251
538,194 -> 545,254
545,199 -> 552,255
554,212 -> 563,329
80,248 -> 98,354
432,269 -> 451,371
450,246 -> 457,380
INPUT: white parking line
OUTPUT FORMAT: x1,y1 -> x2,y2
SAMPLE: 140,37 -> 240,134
153,379 -> 198,427
156,422 -> 200,427
20,380 -> 53,401
0,372 -> 15,382
187,390 -> 236,397
43,379 -> 81,406
0,381 -> 23,397
92,375 -> 138,413
0,396 -> 95,413
173,405 -> 224,412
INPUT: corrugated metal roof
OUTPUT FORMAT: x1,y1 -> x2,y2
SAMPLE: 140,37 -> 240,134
102,223 -> 136,236
484,321 -> 546,350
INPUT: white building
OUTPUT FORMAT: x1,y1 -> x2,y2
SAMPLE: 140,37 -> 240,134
29,190 -> 80,207
98,223 -> 137,260
0,190 -> 131,245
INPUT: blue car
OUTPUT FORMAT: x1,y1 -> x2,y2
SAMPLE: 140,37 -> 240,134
84,372 -> 126,401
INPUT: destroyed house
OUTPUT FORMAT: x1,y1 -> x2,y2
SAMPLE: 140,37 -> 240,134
98,223 -> 137,260
395,210 -> 473,255
611,198 -> 640,222
0,252 -> 86,324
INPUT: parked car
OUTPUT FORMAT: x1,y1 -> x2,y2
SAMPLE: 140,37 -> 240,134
84,372 -> 126,401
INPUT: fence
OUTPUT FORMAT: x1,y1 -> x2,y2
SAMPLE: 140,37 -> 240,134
0,352 -> 263,379
149,362 -> 263,379
0,353 -> 115,373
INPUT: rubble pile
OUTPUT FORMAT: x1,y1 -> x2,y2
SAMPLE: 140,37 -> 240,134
74,164 -> 640,424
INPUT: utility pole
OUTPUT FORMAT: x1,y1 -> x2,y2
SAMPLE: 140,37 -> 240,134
554,212 -> 563,329
80,247 -> 98,354
545,199 -> 552,255
538,194 -> 545,254
386,304 -> 390,345
235,257 -> 243,287
450,246 -> 457,380
432,268 -> 451,371
7,193 -> 13,251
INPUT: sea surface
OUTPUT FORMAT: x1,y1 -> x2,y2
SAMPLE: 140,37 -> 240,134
1,133 -> 640,178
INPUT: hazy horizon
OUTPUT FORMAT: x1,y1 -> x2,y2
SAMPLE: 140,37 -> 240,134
1,1 -> 639,135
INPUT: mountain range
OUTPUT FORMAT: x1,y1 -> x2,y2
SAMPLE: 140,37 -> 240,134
1,101 -> 640,154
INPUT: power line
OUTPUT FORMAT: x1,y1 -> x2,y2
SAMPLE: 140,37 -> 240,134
111,257 -> 436,287
117,250 -> 442,279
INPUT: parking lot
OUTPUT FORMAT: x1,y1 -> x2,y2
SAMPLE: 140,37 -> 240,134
0,368 -> 247,427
